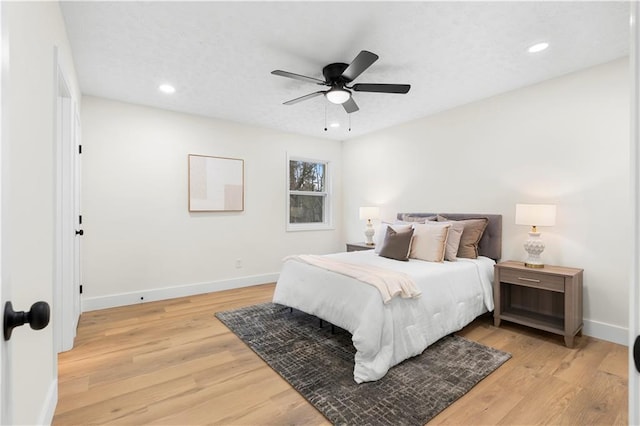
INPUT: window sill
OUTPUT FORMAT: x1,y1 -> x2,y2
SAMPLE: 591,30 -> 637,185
286,223 -> 335,232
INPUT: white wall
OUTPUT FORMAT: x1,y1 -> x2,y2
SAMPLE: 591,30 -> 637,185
81,96 -> 342,309
4,2 -> 80,424
343,58 -> 629,344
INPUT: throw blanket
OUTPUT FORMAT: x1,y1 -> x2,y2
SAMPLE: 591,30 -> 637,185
285,255 -> 421,304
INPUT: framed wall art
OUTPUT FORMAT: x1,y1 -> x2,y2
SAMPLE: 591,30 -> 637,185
188,154 -> 244,212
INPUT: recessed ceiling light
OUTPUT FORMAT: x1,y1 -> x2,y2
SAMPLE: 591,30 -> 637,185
329,122 -> 340,128
528,42 -> 549,53
158,84 -> 176,94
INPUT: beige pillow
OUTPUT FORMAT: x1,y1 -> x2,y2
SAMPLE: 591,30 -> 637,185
438,216 -> 488,259
409,223 -> 450,262
435,221 -> 464,261
378,226 -> 414,261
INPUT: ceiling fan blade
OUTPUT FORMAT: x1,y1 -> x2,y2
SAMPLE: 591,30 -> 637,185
352,83 -> 411,94
283,91 -> 326,105
342,97 -> 359,114
271,70 -> 325,85
341,51 -> 379,82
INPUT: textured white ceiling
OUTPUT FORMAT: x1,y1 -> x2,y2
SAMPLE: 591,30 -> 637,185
60,1 -> 629,141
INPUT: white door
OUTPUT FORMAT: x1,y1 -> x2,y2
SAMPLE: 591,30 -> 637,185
2,4 -> 70,424
73,108 -> 82,321
54,51 -> 81,353
631,2 -> 640,425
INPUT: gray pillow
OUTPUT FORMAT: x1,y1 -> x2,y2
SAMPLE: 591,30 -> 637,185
398,214 -> 436,223
378,226 -> 414,261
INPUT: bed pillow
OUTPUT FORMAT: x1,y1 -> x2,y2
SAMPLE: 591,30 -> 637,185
438,215 -> 488,259
398,214 -> 437,224
435,221 -> 465,261
409,223 -> 450,262
378,226 -> 414,261
374,223 -> 412,253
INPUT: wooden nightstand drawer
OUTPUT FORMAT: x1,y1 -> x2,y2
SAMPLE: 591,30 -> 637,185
499,268 -> 565,293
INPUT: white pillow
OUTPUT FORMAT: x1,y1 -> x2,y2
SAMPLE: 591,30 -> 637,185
374,223 -> 412,253
409,223 -> 450,262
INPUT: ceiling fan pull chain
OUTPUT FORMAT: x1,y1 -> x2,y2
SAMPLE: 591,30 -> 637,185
324,104 -> 327,131
349,113 -> 351,132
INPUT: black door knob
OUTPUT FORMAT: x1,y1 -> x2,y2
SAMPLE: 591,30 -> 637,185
75,229 -> 84,236
3,301 -> 50,341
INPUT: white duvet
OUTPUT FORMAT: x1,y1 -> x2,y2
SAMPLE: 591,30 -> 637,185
272,250 -> 495,383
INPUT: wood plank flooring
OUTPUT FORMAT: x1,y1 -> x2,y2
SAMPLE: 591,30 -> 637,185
53,283 -> 628,425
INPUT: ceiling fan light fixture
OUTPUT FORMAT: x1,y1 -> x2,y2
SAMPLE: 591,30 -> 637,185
325,87 -> 351,104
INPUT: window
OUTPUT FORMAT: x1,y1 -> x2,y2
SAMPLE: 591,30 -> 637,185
287,157 -> 331,231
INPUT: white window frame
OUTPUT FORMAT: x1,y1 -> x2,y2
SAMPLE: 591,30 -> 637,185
286,154 -> 333,231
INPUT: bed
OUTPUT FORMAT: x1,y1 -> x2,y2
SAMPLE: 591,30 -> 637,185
273,213 -> 502,383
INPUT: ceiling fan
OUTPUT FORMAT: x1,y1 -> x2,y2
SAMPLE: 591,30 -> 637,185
271,50 -> 411,114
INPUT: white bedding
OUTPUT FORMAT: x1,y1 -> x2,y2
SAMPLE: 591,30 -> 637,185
272,250 -> 495,383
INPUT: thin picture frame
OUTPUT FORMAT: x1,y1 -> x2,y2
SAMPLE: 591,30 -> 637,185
188,154 -> 244,212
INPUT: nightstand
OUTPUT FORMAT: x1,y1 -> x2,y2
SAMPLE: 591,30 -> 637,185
493,260 -> 583,348
346,242 -> 375,252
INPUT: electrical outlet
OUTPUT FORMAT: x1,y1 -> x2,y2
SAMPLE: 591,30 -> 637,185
235,258 -> 243,268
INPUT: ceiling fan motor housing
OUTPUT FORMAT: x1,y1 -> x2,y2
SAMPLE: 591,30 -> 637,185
323,63 -> 351,85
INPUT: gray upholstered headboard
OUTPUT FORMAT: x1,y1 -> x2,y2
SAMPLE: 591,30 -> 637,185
396,213 -> 502,261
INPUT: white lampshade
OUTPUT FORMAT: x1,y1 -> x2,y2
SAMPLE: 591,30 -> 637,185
515,204 -> 556,227
359,206 -> 380,221
325,88 -> 351,104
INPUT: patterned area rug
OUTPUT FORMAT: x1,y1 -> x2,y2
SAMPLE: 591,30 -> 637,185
216,302 -> 511,426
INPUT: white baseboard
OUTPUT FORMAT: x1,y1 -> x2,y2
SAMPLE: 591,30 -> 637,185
82,273 -> 279,312
583,318 -> 628,346
39,378 -> 57,426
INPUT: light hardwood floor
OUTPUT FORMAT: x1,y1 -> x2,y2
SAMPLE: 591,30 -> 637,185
53,283 -> 628,425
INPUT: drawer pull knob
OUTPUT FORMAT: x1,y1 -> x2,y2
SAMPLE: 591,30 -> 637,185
518,277 -> 541,283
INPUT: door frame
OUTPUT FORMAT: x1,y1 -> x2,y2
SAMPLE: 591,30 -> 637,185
630,2 -> 639,424
0,2 -> 8,423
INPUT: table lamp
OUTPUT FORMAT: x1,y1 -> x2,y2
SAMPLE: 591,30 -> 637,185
515,203 -> 556,268
359,206 -> 380,245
